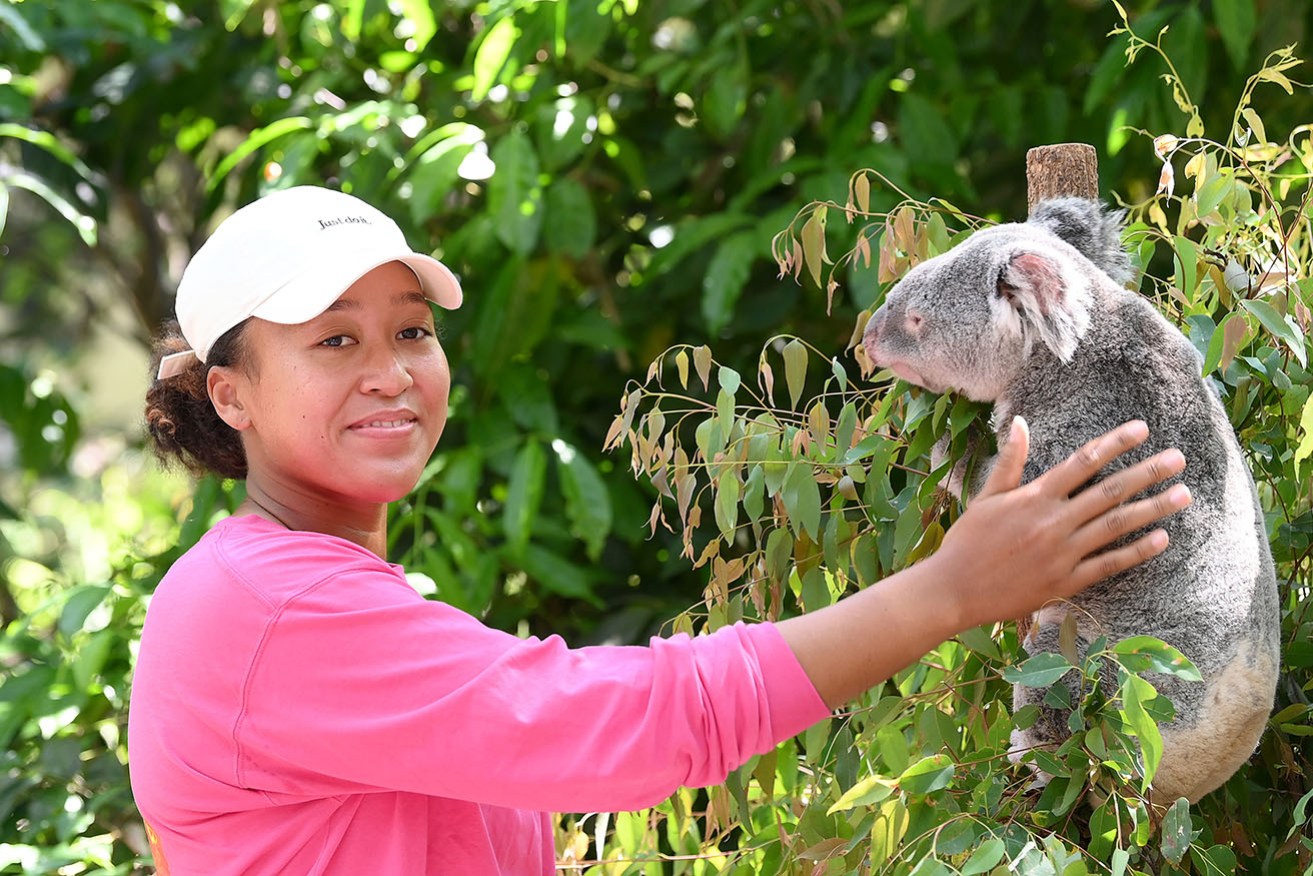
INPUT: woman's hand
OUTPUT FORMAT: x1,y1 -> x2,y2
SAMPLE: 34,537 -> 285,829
927,416 -> 1191,632
777,417 -> 1191,708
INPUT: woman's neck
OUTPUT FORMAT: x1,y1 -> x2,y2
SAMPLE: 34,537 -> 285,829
236,477 -> 390,559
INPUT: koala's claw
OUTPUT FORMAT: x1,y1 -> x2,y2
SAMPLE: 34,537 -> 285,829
1008,729 -> 1056,792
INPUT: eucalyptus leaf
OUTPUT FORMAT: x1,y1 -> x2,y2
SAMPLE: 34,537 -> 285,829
1002,652 -> 1076,688
960,837 -> 1006,875
1112,636 -> 1202,680
1088,798 -> 1117,860
826,774 -> 896,814
835,402 -> 857,458
718,365 -> 741,396
742,465 -> 765,522
830,356 -> 848,392
800,209 -> 827,287
1189,843 -> 1238,875
844,434 -> 891,465
1120,673 -> 1163,787
765,527 -> 793,584
1295,393 -> 1313,471
714,469 -> 740,542
781,462 -> 821,539
1241,299 -> 1307,368
1161,797 -> 1193,864
898,753 -> 954,794
782,339 -> 808,409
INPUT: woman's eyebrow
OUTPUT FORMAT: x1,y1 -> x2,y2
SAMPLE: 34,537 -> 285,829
324,297 -> 360,313
396,291 -> 428,306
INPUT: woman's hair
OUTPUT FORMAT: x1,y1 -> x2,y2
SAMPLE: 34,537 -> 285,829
144,320 -> 251,480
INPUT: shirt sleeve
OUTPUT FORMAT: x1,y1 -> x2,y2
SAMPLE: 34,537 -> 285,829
236,562 -> 829,813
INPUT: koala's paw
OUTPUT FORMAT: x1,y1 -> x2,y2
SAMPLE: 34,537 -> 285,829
930,433 -> 952,470
1009,729 -> 1054,792
931,428 -> 996,501
931,435 -> 966,500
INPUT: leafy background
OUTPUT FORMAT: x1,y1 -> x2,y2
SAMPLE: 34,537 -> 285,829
1,0 -> 1311,873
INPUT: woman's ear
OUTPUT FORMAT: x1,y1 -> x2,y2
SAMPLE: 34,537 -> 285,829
207,366 -> 252,431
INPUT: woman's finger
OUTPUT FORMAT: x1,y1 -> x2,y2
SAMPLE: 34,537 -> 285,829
1035,420 -> 1151,498
1072,482 -> 1192,558
1068,528 -> 1172,593
1066,447 -> 1188,521
977,416 -> 1030,498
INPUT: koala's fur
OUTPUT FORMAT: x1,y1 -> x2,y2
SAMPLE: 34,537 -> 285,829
862,197 -> 1279,804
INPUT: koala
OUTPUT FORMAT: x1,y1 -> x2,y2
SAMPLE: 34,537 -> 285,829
862,197 -> 1279,804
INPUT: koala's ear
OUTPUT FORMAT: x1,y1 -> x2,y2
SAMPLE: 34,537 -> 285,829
997,252 -> 1064,314
995,251 -> 1089,362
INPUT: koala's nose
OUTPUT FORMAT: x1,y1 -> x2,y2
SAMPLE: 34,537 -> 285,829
862,306 -> 888,364
864,307 -> 886,341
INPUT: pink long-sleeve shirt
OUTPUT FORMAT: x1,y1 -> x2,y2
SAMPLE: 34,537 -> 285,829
127,515 -> 828,874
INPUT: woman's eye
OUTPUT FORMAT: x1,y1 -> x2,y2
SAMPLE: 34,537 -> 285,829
320,335 -> 354,347
399,326 -> 433,340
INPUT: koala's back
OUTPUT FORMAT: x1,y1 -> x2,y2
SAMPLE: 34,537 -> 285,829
1008,284 -> 1273,643
1005,282 -> 1279,801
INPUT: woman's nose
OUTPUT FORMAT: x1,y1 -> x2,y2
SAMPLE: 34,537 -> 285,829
362,345 -> 414,396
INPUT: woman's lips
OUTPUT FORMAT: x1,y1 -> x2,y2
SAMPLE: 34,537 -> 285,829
351,418 -> 415,429
347,410 -> 420,435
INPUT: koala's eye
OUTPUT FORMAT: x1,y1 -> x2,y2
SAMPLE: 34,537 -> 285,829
905,310 -> 925,333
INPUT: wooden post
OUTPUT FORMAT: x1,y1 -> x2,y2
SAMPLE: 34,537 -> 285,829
1026,143 -> 1099,211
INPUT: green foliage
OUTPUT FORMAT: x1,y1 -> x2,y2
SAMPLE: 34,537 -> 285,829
607,26 -> 1312,876
0,364 -> 220,873
1,0 -> 1312,872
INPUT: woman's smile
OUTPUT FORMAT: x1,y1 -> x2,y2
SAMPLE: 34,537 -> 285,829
347,409 -> 422,437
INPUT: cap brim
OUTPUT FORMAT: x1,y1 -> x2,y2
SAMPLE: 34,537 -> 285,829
396,253 -> 463,309
251,250 -> 463,326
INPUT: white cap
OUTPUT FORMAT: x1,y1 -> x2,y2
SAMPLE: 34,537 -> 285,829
157,185 -> 462,380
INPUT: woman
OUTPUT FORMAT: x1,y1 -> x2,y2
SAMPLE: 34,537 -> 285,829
129,185 -> 1191,874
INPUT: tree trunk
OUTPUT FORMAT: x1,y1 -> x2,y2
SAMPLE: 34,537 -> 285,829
1026,143 -> 1099,211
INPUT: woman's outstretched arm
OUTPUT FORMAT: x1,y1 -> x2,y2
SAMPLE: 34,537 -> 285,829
777,417 -> 1192,709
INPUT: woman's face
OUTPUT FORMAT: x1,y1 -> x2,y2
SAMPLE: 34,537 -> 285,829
219,261 -> 451,507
